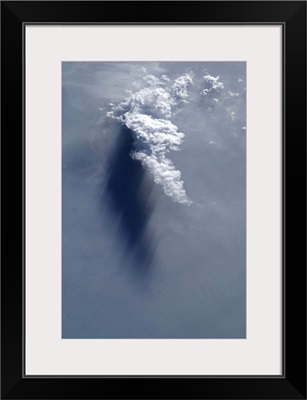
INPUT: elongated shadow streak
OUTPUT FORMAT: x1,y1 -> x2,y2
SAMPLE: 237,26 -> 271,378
101,126 -> 157,276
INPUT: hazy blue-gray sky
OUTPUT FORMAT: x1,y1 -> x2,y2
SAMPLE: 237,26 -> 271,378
62,62 -> 246,338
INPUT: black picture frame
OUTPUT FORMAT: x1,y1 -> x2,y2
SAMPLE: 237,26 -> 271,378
1,1 -> 306,399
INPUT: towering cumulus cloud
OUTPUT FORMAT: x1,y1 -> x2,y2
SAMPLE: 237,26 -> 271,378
107,72 -> 193,205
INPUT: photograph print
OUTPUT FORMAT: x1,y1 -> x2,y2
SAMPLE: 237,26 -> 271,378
62,61 -> 246,339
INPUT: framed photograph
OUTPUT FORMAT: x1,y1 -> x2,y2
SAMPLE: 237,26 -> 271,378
1,1 -> 306,399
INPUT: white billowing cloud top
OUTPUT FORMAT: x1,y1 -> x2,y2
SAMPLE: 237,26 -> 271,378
107,72 -> 194,205
201,74 -> 224,96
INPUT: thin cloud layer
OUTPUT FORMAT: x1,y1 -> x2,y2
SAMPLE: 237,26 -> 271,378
107,72 -> 193,205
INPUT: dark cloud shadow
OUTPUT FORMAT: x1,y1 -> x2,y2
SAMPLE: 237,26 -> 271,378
101,126 -> 157,278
